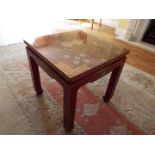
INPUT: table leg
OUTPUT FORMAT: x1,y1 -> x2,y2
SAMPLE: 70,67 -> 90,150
103,63 -> 124,102
26,47 -> 43,95
63,86 -> 78,133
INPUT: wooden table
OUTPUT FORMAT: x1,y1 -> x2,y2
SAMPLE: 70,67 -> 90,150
24,30 -> 129,132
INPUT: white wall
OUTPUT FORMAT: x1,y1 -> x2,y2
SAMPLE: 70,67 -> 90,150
0,0 -> 65,46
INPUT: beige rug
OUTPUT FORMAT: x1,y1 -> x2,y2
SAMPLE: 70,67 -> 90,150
0,43 -> 155,134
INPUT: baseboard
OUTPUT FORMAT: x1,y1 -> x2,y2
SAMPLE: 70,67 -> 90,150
115,36 -> 155,53
115,28 -> 127,38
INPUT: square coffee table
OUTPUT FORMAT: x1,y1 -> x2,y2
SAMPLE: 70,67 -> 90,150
24,30 -> 129,132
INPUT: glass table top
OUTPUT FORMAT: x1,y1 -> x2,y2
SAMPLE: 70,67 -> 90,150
24,30 -> 129,79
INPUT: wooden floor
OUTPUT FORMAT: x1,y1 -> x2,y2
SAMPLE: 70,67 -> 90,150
88,23 -> 155,76
113,39 -> 155,76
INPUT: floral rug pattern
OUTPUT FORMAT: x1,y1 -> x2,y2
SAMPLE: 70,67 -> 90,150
0,43 -> 155,134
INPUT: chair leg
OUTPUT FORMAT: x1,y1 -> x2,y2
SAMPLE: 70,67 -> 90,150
91,19 -> 94,30
99,19 -> 102,28
79,19 -> 82,26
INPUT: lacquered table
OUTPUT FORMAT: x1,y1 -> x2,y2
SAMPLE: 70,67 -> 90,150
24,30 -> 129,132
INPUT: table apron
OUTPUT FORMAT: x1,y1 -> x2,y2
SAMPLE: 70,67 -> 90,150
27,46 -> 126,90
70,57 -> 126,89
27,47 -> 68,87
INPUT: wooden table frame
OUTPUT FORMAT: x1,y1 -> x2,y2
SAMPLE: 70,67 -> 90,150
26,46 -> 126,133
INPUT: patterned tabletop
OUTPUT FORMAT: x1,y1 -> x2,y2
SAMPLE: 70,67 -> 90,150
24,30 -> 129,79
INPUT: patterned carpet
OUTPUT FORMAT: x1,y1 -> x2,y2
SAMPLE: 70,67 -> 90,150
0,43 -> 155,135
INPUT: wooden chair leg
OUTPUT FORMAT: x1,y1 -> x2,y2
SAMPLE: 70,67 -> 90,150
99,19 -> 102,28
91,19 -> 94,30
79,19 -> 82,26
